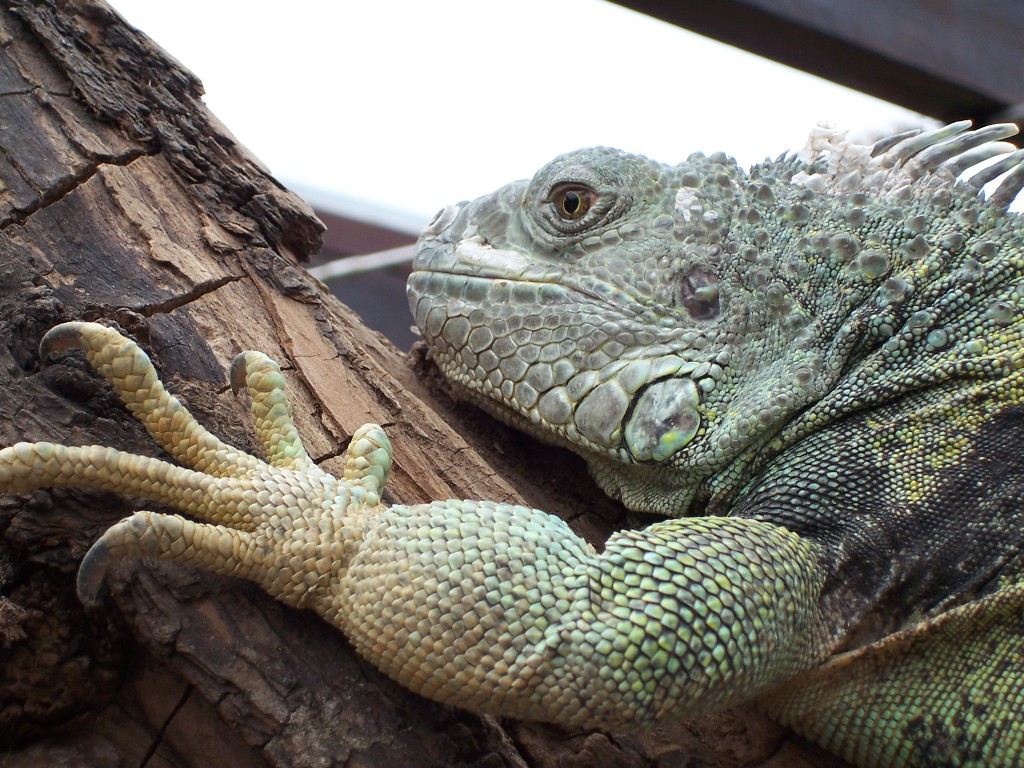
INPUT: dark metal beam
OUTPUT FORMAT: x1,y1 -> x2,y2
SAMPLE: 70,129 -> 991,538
612,0 -> 1024,126
307,208 -> 416,347
309,209 -> 414,264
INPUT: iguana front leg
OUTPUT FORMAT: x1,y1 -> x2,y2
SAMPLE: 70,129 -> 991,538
0,323 -> 828,729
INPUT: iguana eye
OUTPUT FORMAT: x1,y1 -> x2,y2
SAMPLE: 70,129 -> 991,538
549,184 -> 596,221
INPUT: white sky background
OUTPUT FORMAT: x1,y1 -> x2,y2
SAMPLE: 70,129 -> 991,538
109,1 -> 929,234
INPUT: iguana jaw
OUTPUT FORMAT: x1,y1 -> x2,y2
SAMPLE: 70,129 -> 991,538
409,234 -> 703,464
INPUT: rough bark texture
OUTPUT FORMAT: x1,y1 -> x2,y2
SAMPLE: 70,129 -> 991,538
0,2 -> 849,766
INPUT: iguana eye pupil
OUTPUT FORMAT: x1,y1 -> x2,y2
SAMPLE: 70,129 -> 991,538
551,185 -> 595,220
563,192 -> 581,215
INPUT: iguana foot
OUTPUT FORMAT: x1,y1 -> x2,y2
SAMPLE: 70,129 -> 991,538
0,322 -> 391,610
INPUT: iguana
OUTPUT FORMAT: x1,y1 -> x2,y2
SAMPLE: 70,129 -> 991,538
2,121 -> 1023,767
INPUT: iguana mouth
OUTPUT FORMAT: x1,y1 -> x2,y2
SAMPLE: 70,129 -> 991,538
413,226 -> 559,306
408,250 -> 708,465
409,223 -> 716,467
411,236 -> 624,311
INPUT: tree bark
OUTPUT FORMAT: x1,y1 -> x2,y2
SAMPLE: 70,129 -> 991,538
0,2 -> 847,766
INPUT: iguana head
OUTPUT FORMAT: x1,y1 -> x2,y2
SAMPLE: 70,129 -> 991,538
408,123 -> 1024,515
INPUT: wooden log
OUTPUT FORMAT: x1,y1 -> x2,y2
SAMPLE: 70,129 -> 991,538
0,2 -> 846,766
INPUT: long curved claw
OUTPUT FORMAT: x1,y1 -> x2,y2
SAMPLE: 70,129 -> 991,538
39,322 -> 97,359
230,351 -> 313,470
40,322 -> 260,478
76,510 -> 267,607
77,538 -> 111,607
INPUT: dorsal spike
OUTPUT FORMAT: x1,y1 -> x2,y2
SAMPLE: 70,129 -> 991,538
987,156 -> 1024,210
869,127 -> 923,157
884,121 -> 973,163
912,123 -> 1019,171
795,122 -> 1024,203
966,148 -> 1024,189
942,142 -> 1018,177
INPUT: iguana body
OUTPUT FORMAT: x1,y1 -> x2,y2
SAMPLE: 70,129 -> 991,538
2,122 -> 1024,766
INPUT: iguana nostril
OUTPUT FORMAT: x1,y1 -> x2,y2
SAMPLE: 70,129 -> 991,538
421,203 -> 462,237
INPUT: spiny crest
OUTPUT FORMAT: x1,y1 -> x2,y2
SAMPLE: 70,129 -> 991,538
787,121 -> 1024,211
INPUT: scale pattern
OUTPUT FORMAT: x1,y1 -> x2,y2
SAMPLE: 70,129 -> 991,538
3,122 -> 1024,766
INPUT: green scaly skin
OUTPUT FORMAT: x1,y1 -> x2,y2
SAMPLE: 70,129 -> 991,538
2,122 -> 1024,766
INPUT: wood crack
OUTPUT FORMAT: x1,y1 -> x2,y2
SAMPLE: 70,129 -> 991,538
125,274 -> 246,317
138,683 -> 193,768
0,147 -> 154,230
